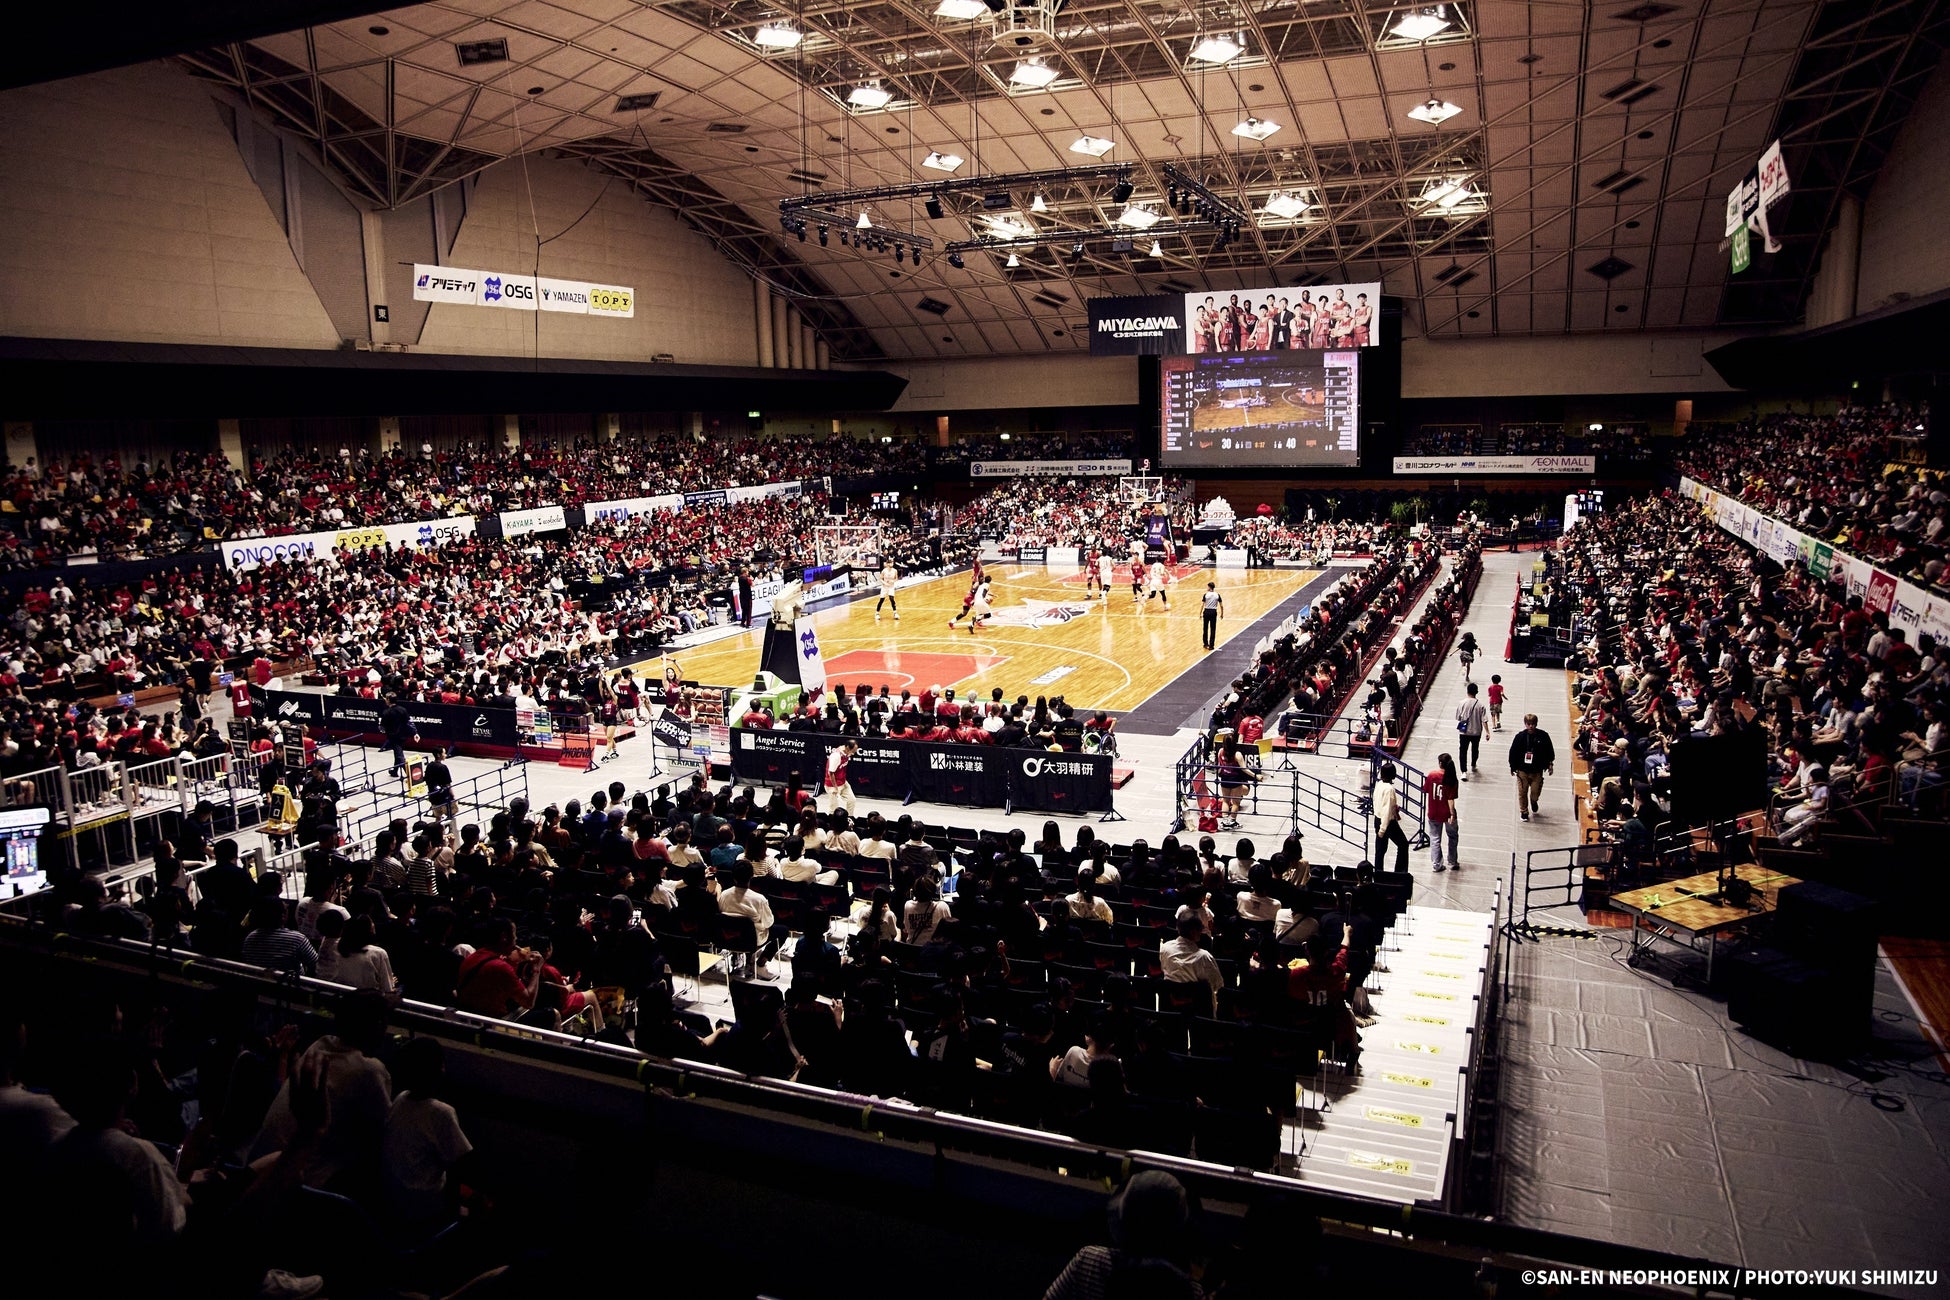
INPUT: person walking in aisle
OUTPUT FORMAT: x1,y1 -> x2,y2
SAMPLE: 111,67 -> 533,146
1456,631 -> 1479,682
1373,762 -> 1409,873
1487,674 -> 1506,731
1508,713 -> 1555,821
1200,582 -> 1224,651
1426,753 -> 1460,872
1455,682 -> 1487,780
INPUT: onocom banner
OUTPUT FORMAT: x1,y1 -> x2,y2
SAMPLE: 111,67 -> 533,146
223,516 -> 476,570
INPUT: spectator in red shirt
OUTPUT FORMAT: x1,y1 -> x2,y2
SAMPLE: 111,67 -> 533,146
454,919 -> 545,1020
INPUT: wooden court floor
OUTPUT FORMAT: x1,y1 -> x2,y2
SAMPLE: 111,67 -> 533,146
642,564 -> 1322,714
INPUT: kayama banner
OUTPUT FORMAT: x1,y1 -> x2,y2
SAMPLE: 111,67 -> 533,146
412,263 -> 634,318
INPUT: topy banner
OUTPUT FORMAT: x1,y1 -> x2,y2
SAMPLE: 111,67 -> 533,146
223,515 -> 476,570
412,263 -> 634,318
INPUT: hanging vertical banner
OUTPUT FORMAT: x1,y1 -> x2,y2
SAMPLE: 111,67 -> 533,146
1730,224 -> 1751,274
792,615 -> 827,697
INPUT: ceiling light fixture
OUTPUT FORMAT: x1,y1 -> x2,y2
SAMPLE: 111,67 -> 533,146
1070,134 -> 1114,157
1005,252 -> 1020,268
1407,96 -> 1461,124
1231,116 -> 1280,142
1390,7 -> 1451,41
922,150 -> 964,173
1148,240 -> 1164,257
1263,190 -> 1310,219
934,0 -> 990,17
1010,59 -> 1060,89
856,209 -> 873,229
848,82 -> 893,110
1188,34 -> 1243,64
753,23 -> 803,49
1119,204 -> 1159,229
1418,176 -> 1480,211
1030,192 -> 1048,213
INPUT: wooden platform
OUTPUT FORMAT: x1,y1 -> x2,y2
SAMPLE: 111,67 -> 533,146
639,564 -> 1322,715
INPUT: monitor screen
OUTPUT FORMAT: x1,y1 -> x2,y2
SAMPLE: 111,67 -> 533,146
1160,349 -> 1361,468
1,806 -> 50,893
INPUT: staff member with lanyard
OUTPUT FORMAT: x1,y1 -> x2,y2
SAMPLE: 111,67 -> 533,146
1200,582 -> 1224,651
1508,712 -> 1556,822
823,739 -> 859,815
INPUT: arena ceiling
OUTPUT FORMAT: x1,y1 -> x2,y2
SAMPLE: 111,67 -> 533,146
30,0 -> 1950,360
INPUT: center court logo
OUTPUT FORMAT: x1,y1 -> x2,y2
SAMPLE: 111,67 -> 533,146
987,600 -> 1094,630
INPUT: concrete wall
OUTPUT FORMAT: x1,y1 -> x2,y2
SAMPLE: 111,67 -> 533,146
1856,47 -> 1950,314
0,64 -> 339,348
414,156 -> 758,366
1399,331 -> 1747,397
872,353 -> 1140,412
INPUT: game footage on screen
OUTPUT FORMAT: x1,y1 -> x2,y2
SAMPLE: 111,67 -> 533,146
1161,350 -> 1361,469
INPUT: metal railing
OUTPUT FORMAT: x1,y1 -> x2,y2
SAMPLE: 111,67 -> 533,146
348,760 -> 529,842
1175,735 -> 1424,854
1501,843 -> 1617,942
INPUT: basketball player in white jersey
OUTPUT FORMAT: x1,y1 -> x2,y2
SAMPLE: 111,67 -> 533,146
1145,557 -> 1171,611
874,560 -> 900,622
967,578 -> 994,634
1094,550 -> 1115,600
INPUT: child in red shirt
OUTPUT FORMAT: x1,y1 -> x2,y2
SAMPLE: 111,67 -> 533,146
1487,675 -> 1506,731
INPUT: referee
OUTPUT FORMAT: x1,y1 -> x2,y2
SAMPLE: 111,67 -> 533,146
1200,581 -> 1224,650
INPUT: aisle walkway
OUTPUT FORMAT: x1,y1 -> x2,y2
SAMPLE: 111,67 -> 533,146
1391,551 -> 1949,1295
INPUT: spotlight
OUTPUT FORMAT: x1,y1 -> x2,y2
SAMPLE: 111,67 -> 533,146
948,251 -> 965,269
1111,174 -> 1135,204
818,224 -> 829,245
1167,185 -> 1179,208
848,82 -> 894,110
1071,239 -> 1085,257
925,194 -> 945,219
796,224 -> 806,241
1390,6 -> 1452,41
893,245 -> 904,264
838,229 -> 849,246
1407,96 -> 1462,124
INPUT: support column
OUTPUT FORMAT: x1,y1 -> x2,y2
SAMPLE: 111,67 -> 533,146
815,338 -> 830,370
359,209 -> 390,344
783,306 -> 801,369
377,416 -> 402,454
502,414 -> 521,452
772,297 -> 790,371
603,413 -> 621,441
754,281 -> 775,367
689,412 -> 705,439
217,418 -> 245,472
800,321 -> 815,373
4,422 -> 37,470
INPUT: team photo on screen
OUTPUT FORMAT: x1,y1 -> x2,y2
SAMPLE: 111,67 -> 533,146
1184,281 -> 1382,354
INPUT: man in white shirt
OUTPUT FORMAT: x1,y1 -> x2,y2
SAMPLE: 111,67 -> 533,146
717,860 -> 780,978
1373,762 -> 1408,873
1159,917 -> 1223,993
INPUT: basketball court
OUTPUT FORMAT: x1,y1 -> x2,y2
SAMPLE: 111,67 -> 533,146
641,562 -> 1321,714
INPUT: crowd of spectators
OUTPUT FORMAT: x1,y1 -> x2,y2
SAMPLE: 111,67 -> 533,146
1223,516 -> 1398,560
932,431 -> 1133,466
1559,491 -> 1947,851
1398,423 -> 1654,464
1671,404 -> 1944,590
0,435 -> 913,566
952,476 -> 1194,554
742,682 -> 1121,754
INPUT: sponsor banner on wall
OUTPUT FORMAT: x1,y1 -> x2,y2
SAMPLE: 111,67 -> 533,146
1391,455 -> 1596,475
1185,281 -> 1382,353
725,480 -> 805,504
1088,293 -> 1188,355
968,459 -> 1134,478
792,615 -> 828,696
728,728 -> 1112,811
1018,546 -> 1048,564
1679,475 -> 1950,650
585,493 -> 686,522
498,505 -> 567,538
261,689 -> 519,750
412,263 -> 635,318
223,515 -> 475,570
684,488 -> 728,508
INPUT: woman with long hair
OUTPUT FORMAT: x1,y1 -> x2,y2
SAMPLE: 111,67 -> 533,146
1427,752 -> 1462,872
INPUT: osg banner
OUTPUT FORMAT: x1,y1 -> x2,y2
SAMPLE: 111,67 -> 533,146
792,615 -> 828,696
412,264 -> 634,318
261,689 -> 520,749
223,516 -> 476,570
